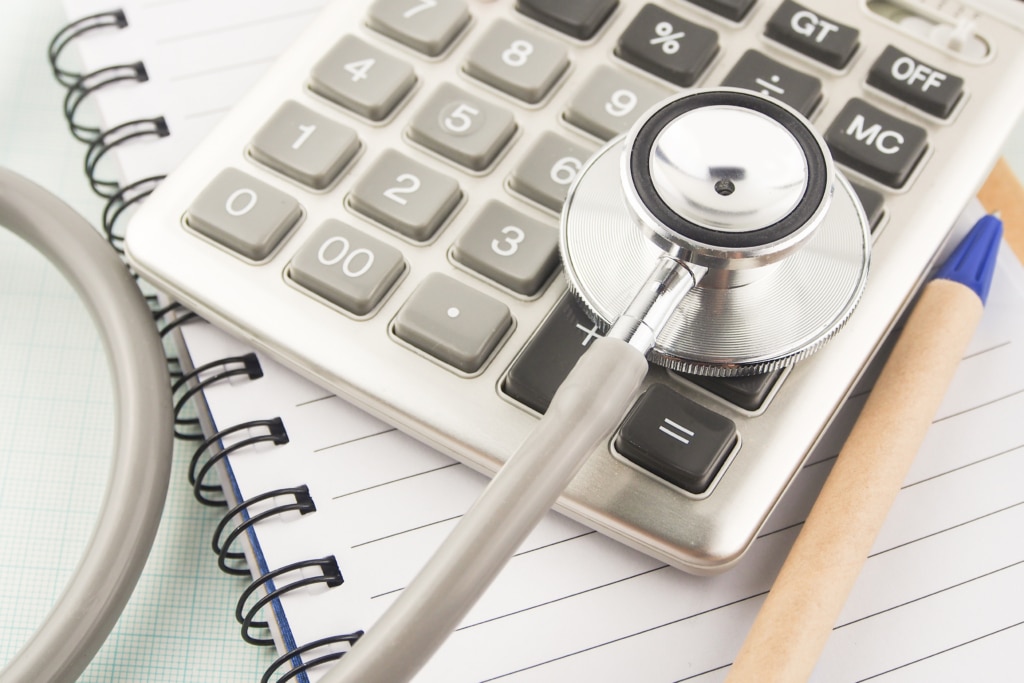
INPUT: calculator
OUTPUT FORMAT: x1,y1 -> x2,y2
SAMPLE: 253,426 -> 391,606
125,0 -> 1024,573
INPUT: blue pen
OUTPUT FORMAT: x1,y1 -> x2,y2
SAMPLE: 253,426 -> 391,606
728,214 -> 1004,683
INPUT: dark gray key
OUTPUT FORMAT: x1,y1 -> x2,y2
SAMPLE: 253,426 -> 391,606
867,45 -> 964,119
765,1 -> 859,69
508,132 -> 597,212
682,0 -> 755,22
366,0 -> 470,56
288,220 -> 405,316
615,4 -> 719,87
349,149 -> 461,241
720,50 -> 822,118
464,19 -> 570,103
615,383 -> 737,494
564,65 -> 672,141
407,83 -> 516,171
515,0 -> 618,40
310,35 -> 416,121
186,168 -> 302,260
850,182 -> 885,232
678,369 -> 783,412
824,98 -> 928,188
249,100 -> 359,189
451,201 -> 559,295
503,295 -> 604,413
393,273 -> 512,373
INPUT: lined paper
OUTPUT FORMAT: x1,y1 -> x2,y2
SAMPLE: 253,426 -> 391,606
180,230 -> 1024,681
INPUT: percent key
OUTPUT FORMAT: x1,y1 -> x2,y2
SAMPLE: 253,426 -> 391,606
615,4 -> 719,87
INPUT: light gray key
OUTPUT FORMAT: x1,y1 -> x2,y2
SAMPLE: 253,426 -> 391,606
349,149 -> 461,240
451,201 -> 559,295
463,19 -> 569,103
407,83 -> 516,171
249,100 -> 359,189
564,66 -> 673,141
508,131 -> 597,212
289,220 -> 405,315
393,273 -> 512,373
186,168 -> 302,260
367,0 -> 469,56
310,35 -> 415,120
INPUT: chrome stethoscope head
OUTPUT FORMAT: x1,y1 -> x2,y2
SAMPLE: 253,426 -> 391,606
561,88 -> 871,376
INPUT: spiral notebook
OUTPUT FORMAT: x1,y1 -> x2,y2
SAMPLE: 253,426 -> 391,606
54,1 -> 1024,681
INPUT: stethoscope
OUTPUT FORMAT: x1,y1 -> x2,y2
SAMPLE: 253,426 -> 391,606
0,88 -> 869,682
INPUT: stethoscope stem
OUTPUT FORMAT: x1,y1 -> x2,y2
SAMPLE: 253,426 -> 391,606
608,255 -> 708,355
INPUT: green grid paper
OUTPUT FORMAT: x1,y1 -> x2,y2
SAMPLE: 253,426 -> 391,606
0,4 -> 274,681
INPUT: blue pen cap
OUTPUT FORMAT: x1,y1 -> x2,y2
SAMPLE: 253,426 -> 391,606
936,214 -> 1003,304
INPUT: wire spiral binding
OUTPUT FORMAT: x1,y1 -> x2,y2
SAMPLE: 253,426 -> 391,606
237,556 -> 345,646
172,352 -> 264,440
64,62 -> 151,143
213,485 -> 316,576
85,116 -> 169,197
190,417 -> 290,506
262,632 -> 365,683
103,174 -> 165,253
48,9 -> 128,87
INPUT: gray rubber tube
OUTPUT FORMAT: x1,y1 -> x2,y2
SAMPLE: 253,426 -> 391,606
0,168 -> 173,683
322,336 -> 649,683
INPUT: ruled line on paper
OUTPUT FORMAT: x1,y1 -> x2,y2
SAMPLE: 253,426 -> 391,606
155,8 -> 323,45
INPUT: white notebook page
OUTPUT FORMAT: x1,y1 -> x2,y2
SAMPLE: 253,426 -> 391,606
60,0 -> 1024,678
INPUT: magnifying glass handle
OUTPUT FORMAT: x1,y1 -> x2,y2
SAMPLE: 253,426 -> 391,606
324,336 -> 649,683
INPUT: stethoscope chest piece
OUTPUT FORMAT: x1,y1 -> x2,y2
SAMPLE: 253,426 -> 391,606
561,89 -> 871,376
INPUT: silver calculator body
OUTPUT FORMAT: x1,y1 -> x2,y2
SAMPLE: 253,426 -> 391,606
125,0 -> 1024,573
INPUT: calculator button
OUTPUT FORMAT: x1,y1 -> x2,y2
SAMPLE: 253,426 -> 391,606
464,19 -> 570,103
503,295 -> 603,413
720,50 -> 822,118
288,220 -> 405,315
563,65 -> 673,141
824,98 -> 928,188
515,0 -> 618,40
678,369 -> 783,412
615,383 -> 737,494
309,35 -> 416,121
393,273 -> 512,373
186,168 -> 301,261
765,0 -> 859,69
681,0 -> 755,22
349,149 -> 461,240
249,101 -> 359,189
867,45 -> 964,119
615,4 -> 719,87
451,201 -> 559,295
366,0 -> 470,57
407,83 -> 517,171
850,182 -> 885,233
508,131 -> 598,212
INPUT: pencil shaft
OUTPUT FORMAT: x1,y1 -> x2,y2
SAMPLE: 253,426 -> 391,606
727,279 -> 983,683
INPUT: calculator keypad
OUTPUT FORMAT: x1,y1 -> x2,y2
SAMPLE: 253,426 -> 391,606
867,45 -> 964,119
464,19 -> 570,103
720,50 -> 822,118
515,0 -> 619,41
288,220 -> 406,316
407,83 -> 517,171
393,273 -> 512,373
450,201 -> 559,296
824,98 -> 928,188
186,168 -> 302,261
615,4 -> 719,87
366,0 -> 470,57
563,65 -> 672,141
310,35 -> 416,120
508,131 -> 598,212
249,101 -> 360,189
764,1 -> 860,69
348,149 -> 461,240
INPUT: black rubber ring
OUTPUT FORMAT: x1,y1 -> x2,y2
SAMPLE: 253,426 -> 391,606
628,90 -> 828,250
